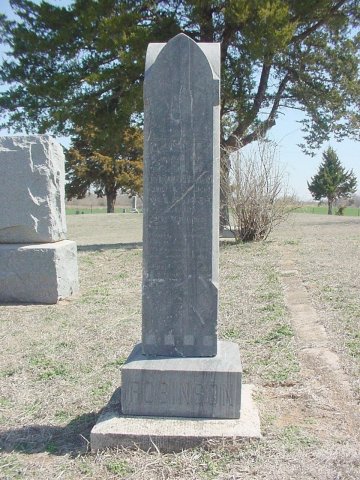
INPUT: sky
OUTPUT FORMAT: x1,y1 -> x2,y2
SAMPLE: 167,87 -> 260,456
0,0 -> 359,200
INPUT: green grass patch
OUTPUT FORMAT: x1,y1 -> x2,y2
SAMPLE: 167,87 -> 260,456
66,207 -> 139,215
295,205 -> 360,216
222,327 -> 241,340
54,410 -> 73,422
0,368 -> 16,378
263,324 -> 294,342
280,425 -> 319,451
29,355 -> 68,380
347,332 -> 360,358
106,355 -> 127,368
0,455 -> 23,480
91,381 -> 113,398
0,396 -> 11,407
253,264 -> 300,385
106,460 -> 134,477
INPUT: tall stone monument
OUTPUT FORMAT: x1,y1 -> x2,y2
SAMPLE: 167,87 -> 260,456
142,33 -> 219,358
91,34 -> 260,451
0,135 -> 79,303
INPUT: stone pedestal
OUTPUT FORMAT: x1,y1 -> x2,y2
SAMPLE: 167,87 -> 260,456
0,240 -> 79,304
122,341 -> 242,419
91,384 -> 260,453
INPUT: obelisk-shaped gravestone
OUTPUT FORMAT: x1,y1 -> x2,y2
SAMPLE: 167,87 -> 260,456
90,35 -> 259,450
142,33 -> 220,357
120,34 -> 242,419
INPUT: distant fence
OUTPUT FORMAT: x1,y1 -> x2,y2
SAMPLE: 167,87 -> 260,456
66,206 -> 143,215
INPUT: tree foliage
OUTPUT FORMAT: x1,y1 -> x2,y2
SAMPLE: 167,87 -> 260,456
0,1 -> 359,207
66,126 -> 143,212
308,146 -> 357,214
1,1 -> 359,148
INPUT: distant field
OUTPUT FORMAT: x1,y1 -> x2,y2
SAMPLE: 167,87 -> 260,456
296,205 -> 360,216
66,206 -> 142,215
66,205 -> 360,216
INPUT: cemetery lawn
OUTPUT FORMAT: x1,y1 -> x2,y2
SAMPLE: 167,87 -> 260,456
1,213 -> 359,479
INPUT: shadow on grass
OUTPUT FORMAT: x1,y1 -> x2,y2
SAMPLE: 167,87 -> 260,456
77,242 -> 142,252
0,389 -> 122,456
0,411 -> 98,456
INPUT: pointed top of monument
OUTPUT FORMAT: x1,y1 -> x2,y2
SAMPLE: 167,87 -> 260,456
145,33 -> 220,79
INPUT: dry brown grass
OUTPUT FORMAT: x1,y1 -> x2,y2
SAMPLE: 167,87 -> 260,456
0,212 -> 359,479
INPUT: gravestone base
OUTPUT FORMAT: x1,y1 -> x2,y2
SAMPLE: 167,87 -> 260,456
91,384 -> 260,453
0,240 -> 79,304
121,341 -> 242,419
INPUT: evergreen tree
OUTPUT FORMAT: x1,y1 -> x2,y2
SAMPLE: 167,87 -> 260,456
308,147 -> 357,214
66,126 -> 143,213
0,1 -> 359,212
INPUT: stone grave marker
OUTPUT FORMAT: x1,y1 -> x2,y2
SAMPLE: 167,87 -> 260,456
91,34 -> 260,451
131,195 -> 138,213
0,135 -> 79,303
142,33 -> 220,358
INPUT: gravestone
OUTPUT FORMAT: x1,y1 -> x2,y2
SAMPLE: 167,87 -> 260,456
131,195 -> 138,213
0,135 -> 79,303
0,135 -> 66,243
121,33 -> 241,419
91,34 -> 260,451
142,33 -> 219,358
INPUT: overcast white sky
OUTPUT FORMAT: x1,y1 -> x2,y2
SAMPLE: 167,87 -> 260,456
1,0 -> 359,200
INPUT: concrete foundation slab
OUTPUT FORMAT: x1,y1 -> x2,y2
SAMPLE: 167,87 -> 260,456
121,341 -> 242,418
91,384 -> 260,453
0,240 -> 79,304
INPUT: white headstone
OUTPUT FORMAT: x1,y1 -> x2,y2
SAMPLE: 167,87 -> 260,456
0,135 -> 67,243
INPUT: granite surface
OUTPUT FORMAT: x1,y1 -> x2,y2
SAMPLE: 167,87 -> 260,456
0,240 -> 79,303
142,33 -> 221,357
0,135 -> 67,243
121,341 -> 242,419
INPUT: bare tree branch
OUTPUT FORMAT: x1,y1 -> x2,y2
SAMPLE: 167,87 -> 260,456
225,73 -> 291,149
222,139 -> 298,242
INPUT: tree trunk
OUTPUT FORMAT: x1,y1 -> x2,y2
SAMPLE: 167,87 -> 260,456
106,190 -> 117,213
220,153 -> 230,232
327,199 -> 333,215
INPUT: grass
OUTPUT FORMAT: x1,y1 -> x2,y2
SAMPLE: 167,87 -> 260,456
296,205 -> 360,216
29,355 -> 68,381
106,459 -> 134,476
66,207 -> 142,215
0,213 -> 359,479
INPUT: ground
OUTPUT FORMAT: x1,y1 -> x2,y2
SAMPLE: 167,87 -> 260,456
0,213 -> 359,479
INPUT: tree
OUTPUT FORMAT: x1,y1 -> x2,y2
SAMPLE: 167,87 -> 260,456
308,146 -> 357,214
223,139 -> 297,242
0,1 -> 359,216
66,126 -> 143,213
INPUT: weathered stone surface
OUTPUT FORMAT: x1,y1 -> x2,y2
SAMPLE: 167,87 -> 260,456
91,384 -> 260,453
121,341 -> 241,419
0,240 -> 79,303
0,135 -> 67,243
142,33 -> 221,357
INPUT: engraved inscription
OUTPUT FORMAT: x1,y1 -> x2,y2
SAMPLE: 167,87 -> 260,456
142,33 -> 220,356
124,380 -> 234,407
